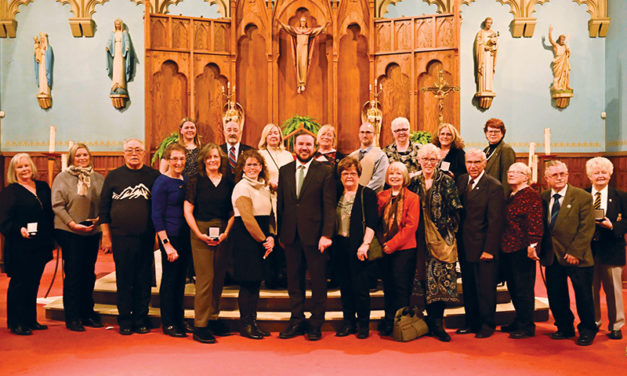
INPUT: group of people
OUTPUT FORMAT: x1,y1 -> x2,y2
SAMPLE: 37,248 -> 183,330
0,117 -> 624,348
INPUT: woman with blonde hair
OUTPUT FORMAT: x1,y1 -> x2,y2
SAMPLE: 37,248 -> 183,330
314,124 -> 345,168
432,123 -> 466,178
52,143 -> 105,331
258,123 -> 294,191
0,153 -> 55,335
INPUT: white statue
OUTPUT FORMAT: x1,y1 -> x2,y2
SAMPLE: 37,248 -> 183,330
548,25 -> 572,91
474,17 -> 498,108
34,32 -> 53,109
278,17 -> 328,94
106,19 -> 133,108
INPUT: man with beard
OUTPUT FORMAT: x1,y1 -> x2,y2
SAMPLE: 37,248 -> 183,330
277,132 -> 336,341
349,123 -> 389,193
220,121 -> 253,180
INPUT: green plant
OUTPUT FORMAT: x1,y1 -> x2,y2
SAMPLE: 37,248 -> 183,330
151,132 -> 179,165
410,130 -> 432,145
281,115 -> 322,151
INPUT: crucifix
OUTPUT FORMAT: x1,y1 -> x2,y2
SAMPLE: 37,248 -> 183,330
421,69 -> 459,124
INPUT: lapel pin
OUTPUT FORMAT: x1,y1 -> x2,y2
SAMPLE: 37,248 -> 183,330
567,204 -> 571,209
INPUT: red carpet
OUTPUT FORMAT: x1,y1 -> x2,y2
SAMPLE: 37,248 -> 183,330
0,252 -> 625,375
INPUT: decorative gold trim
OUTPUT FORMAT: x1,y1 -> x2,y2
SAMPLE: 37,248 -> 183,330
0,0 -> 34,38
423,0 -> 456,14
375,0 -> 403,18
572,0 -> 610,37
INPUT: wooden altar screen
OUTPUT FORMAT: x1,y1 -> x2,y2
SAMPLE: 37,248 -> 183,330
144,0 -> 460,155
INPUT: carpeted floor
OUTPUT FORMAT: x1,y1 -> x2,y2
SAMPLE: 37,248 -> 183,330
0,251 -> 625,375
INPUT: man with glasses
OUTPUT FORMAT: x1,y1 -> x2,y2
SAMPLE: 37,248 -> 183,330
456,149 -> 504,338
99,138 -> 161,335
349,123 -> 389,193
540,160 -> 597,346
220,121 -> 253,180
383,117 -> 421,176
482,118 -> 515,196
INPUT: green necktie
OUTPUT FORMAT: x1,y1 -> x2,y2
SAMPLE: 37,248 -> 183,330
296,165 -> 305,199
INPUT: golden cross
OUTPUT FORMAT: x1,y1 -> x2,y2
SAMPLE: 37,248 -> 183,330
421,69 -> 459,124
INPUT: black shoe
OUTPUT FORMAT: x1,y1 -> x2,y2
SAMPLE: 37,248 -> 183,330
456,327 -> 477,335
279,320 -> 307,339
119,326 -> 133,335
475,328 -> 494,339
30,322 -> 48,330
431,320 -> 451,342
549,330 -> 575,340
378,320 -> 393,337
182,321 -> 194,333
10,325 -> 33,336
509,329 -> 534,339
240,324 -> 264,340
500,322 -> 518,333
335,322 -> 357,337
67,321 -> 86,332
163,325 -> 187,338
357,326 -> 370,339
82,317 -> 103,328
307,327 -> 322,341
193,326 -> 216,343
576,333 -> 595,346
607,330 -> 622,340
209,320 -> 231,336
134,325 -> 150,334
252,321 -> 270,337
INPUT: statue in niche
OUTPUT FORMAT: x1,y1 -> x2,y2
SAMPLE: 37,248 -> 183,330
548,25 -> 573,108
106,19 -> 134,109
474,17 -> 498,109
278,17 -> 329,94
34,32 -> 53,109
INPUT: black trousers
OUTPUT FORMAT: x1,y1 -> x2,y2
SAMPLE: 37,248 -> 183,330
502,249 -> 536,332
56,230 -> 101,324
284,236 -> 328,328
545,262 -> 597,336
111,233 -> 155,328
159,234 -> 191,327
7,257 -> 47,329
460,258 -> 497,331
238,281 -> 261,324
382,248 -> 416,322
334,236 -> 372,325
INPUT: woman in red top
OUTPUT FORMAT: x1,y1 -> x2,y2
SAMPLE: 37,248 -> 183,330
377,162 -> 419,336
500,162 -> 543,339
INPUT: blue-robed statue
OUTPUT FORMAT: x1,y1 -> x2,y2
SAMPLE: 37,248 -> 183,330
106,19 -> 133,99
34,32 -> 53,108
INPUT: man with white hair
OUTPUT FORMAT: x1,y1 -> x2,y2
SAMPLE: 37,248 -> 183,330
349,122 -> 389,193
456,148 -> 504,338
220,121 -> 253,180
540,160 -> 596,346
99,138 -> 161,335
584,157 -> 626,340
383,117 -> 421,176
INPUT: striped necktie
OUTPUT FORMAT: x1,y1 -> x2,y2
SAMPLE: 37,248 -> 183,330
228,146 -> 236,170
550,193 -> 561,230
593,192 -> 601,210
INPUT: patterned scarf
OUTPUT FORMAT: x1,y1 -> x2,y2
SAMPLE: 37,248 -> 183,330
382,188 -> 405,242
67,166 -> 93,196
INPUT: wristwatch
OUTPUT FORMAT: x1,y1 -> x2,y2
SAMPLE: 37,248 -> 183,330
162,238 -> 170,245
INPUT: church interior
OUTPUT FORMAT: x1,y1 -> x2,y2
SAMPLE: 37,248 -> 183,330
0,0 -> 625,374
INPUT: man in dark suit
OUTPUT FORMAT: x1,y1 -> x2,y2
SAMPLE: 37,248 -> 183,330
540,160 -> 597,346
277,132 -> 336,341
482,118 -> 516,197
220,120 -> 253,180
585,157 -> 626,340
456,148 -> 505,338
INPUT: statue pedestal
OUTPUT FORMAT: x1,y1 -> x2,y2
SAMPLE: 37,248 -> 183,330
475,91 -> 496,109
551,89 -> 573,109
110,94 -> 128,109
37,94 -> 51,109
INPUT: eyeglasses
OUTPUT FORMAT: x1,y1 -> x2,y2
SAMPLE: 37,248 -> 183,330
421,158 -> 439,164
547,172 -> 568,179
393,128 -> 409,133
359,131 -> 374,134
341,171 -> 358,177
486,130 -> 502,135
245,163 -> 261,168
507,171 -> 527,175
124,148 -> 144,154
169,157 -> 186,162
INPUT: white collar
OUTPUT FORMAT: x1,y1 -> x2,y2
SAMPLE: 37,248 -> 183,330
551,185 -> 568,198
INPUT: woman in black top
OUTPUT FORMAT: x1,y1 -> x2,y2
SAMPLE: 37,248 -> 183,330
432,123 -> 466,178
183,143 -> 234,343
0,153 -> 54,335
333,157 -> 378,339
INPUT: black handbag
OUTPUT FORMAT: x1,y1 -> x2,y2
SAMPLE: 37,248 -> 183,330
360,189 -> 382,261
392,306 -> 429,342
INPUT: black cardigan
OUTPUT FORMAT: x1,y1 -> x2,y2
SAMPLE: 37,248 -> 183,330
337,185 -> 379,251
442,146 -> 467,178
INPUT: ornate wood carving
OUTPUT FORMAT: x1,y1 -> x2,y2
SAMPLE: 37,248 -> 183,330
374,0 -> 401,19
424,0 -> 457,14
378,62 -> 410,147
0,0 -> 34,37
194,63 -> 227,144
494,0 -> 550,37
572,0 -> 610,37
151,60 -> 189,148
417,60 -> 456,135
55,0 -> 110,37
138,0 -> 229,17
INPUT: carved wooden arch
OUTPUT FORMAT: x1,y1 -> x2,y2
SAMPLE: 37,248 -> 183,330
235,0 -> 270,40
273,0 -> 333,27
194,62 -> 229,144
336,0 -> 370,36
377,61 -> 411,145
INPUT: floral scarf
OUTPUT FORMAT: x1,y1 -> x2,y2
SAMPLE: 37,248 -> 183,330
382,188 -> 405,242
67,166 -> 93,196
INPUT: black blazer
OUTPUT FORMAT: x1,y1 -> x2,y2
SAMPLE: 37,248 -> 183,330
456,172 -> 505,262
277,160 -> 336,247
586,186 -> 627,266
220,143 -> 254,179
337,185 -> 379,251
442,146 -> 467,178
